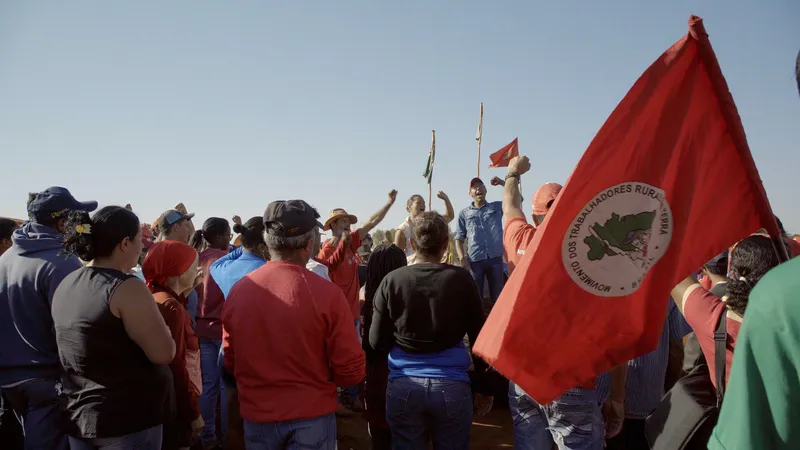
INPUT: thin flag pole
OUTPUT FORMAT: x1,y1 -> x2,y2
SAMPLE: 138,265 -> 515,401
476,103 -> 483,178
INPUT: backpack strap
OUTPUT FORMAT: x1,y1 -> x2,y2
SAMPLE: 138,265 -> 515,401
713,308 -> 728,407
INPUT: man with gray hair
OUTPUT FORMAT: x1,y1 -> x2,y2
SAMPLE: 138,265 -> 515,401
222,200 -> 364,449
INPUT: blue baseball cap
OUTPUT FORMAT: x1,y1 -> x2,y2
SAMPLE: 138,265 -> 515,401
27,187 -> 98,223
156,209 -> 196,231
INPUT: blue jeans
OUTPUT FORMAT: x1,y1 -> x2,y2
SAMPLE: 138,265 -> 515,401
469,257 -> 505,305
68,425 -> 163,450
200,338 -> 228,445
1,378 -> 69,450
508,382 -> 603,450
386,377 -> 472,450
243,413 -> 336,450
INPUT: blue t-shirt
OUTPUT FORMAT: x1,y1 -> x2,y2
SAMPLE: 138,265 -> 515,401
388,340 -> 471,382
209,247 -> 266,299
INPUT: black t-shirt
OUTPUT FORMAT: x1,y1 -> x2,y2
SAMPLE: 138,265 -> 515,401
368,263 -> 490,383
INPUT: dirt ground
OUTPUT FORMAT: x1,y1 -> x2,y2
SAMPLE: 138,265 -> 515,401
336,405 -> 514,450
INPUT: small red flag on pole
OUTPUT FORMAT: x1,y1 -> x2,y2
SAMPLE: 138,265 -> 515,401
488,138 -> 519,168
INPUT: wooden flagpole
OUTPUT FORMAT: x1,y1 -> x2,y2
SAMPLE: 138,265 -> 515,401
476,103 -> 483,177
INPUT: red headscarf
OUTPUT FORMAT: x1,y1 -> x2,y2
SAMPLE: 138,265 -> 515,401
142,241 -> 197,292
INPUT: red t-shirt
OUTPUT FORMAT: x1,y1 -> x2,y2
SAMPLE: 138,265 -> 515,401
683,287 -> 741,389
222,261 -> 365,423
503,217 -> 537,276
318,230 -> 363,319
195,248 -> 228,341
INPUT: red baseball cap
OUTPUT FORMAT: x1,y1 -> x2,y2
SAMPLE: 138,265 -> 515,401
469,177 -> 484,189
532,183 -> 563,215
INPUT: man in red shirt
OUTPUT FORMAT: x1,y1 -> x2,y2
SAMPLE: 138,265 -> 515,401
222,200 -> 365,449
318,190 -> 397,412
318,190 -> 398,321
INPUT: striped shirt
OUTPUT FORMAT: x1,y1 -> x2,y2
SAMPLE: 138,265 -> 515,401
595,300 -> 692,419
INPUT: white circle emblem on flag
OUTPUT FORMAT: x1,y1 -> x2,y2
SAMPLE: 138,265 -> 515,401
561,182 -> 673,297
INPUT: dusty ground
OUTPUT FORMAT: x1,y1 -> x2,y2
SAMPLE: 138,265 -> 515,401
336,405 -> 514,450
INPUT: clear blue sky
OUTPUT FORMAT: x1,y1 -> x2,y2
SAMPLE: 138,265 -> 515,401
2,1 -> 799,235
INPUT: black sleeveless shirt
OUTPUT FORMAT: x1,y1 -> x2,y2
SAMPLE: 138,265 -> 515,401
52,266 -> 175,438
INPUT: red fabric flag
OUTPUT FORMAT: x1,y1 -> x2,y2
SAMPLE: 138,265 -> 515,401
474,16 -> 783,404
488,138 -> 519,168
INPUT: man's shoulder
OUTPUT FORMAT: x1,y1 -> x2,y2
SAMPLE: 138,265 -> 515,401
749,258 -> 800,317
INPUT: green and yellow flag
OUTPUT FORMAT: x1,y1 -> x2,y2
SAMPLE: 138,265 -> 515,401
423,130 -> 436,183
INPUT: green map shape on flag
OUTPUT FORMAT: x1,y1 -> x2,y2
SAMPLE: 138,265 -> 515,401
583,211 -> 657,261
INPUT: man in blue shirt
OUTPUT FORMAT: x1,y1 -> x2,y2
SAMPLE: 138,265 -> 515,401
454,177 -> 505,305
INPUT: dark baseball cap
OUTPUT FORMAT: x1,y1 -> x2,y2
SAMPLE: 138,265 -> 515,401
469,177 -> 484,189
157,209 -> 195,230
263,200 -> 324,237
27,187 -> 98,223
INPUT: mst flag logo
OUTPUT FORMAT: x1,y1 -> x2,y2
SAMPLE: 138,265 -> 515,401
562,182 -> 673,297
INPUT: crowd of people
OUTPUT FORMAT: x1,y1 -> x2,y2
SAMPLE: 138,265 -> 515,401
1,156 -> 797,450
0,56 -> 799,449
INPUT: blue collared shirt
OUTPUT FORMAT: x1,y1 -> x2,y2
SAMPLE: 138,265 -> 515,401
595,300 -> 692,419
454,201 -> 504,262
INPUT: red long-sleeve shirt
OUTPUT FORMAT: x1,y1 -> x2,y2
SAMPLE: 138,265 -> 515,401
317,231 -> 362,319
153,289 -> 201,423
222,260 -> 365,423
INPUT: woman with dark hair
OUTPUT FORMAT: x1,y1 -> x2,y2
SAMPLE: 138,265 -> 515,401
210,217 -> 267,298
208,216 -> 268,450
190,218 -> 232,448
369,212 -> 493,449
143,241 -> 205,450
672,234 -> 786,389
52,206 -> 176,450
361,243 -> 407,449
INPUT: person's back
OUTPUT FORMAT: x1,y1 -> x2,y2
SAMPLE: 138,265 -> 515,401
0,222 -> 82,383
54,266 -> 174,438
374,264 -> 484,361
224,261 -> 364,422
709,257 -> 800,450
369,212 -> 493,450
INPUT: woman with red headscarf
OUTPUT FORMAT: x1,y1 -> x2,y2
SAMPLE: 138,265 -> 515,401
143,241 -> 204,450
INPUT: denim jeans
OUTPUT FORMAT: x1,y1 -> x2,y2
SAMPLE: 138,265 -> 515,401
1,378 -> 69,450
468,256 -> 505,305
200,338 -> 227,445
243,413 -> 336,450
508,382 -> 603,450
386,377 -> 472,450
68,425 -> 163,450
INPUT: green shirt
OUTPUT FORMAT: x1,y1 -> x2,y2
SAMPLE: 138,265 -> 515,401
709,257 -> 800,450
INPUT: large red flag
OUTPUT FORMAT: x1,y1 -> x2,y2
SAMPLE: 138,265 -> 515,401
488,138 -> 519,168
474,16 -> 783,404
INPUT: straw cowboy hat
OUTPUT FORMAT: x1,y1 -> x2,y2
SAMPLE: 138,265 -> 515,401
324,208 -> 358,231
